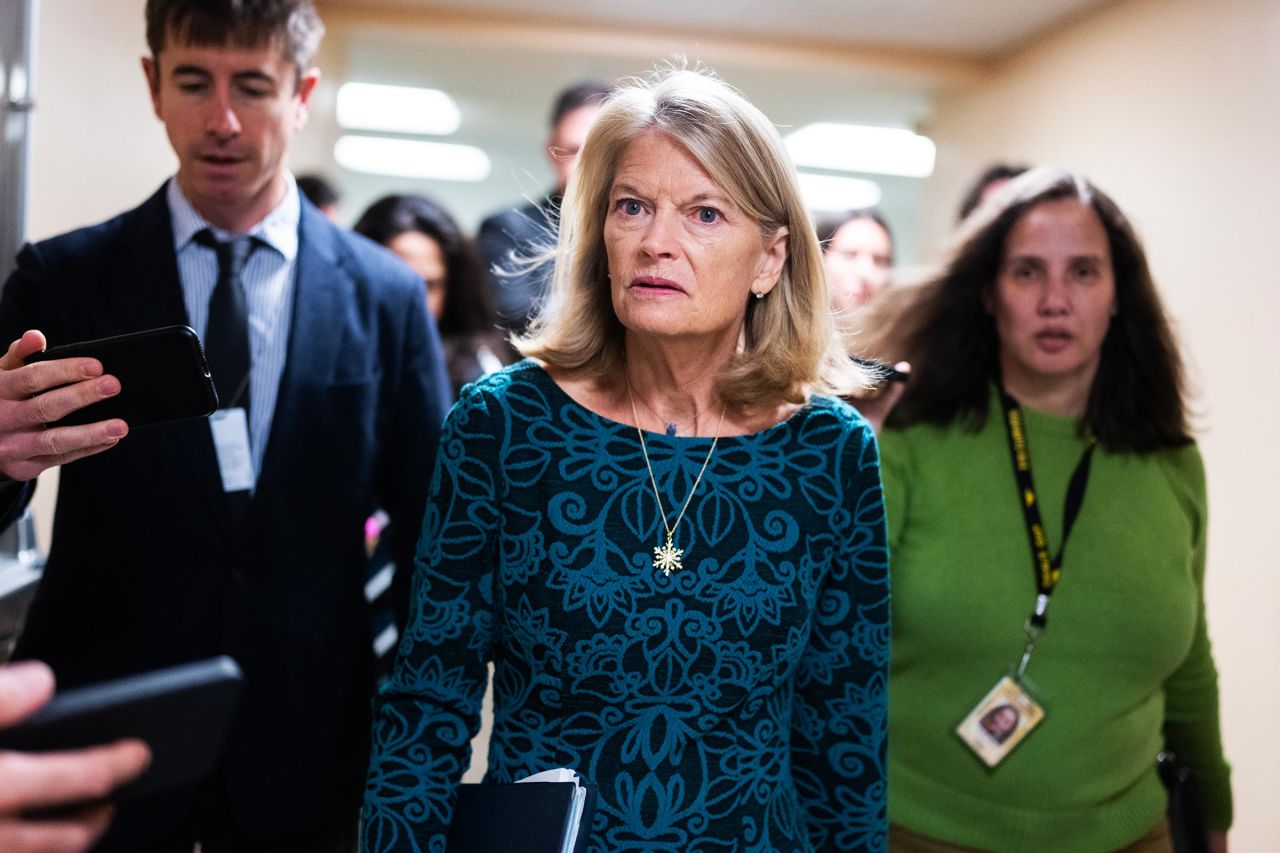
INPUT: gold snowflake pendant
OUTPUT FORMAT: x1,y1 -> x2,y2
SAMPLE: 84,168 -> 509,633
653,535 -> 684,576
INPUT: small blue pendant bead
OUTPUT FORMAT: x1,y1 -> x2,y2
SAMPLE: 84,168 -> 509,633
666,423 -> 677,437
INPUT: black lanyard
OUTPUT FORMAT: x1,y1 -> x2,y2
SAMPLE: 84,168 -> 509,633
999,391 -> 1097,633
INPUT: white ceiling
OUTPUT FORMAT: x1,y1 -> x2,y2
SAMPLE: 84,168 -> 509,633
333,0 -> 1113,58
313,0 -> 1116,261
325,16 -> 943,252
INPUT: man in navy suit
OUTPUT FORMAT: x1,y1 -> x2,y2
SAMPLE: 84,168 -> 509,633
0,1 -> 449,849
476,80 -> 610,333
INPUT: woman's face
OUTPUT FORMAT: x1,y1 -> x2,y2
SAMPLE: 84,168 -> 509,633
987,198 -> 1116,397
604,131 -> 788,350
985,705 -> 1019,737
824,217 -> 892,314
388,230 -> 447,319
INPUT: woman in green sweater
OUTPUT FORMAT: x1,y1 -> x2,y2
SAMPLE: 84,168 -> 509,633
869,167 -> 1231,852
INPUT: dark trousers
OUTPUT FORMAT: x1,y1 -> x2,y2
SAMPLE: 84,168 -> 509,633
136,827 -> 356,853
94,777 -> 357,853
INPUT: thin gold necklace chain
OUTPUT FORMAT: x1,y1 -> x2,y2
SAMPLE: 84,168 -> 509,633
633,392 -> 695,435
628,384 -> 726,541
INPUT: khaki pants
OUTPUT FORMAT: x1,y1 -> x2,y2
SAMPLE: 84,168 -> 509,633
888,819 -> 1173,853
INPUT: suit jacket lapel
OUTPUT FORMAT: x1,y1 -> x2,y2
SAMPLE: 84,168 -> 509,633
114,187 -> 237,543
110,187 -> 188,332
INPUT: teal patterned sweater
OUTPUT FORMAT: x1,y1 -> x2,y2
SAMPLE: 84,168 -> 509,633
362,361 -> 890,852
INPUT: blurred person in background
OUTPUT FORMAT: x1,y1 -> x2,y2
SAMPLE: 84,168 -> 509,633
816,208 -> 907,428
869,167 -> 1230,852
296,173 -> 340,221
354,194 -> 512,398
0,661 -> 150,853
817,208 -> 895,318
477,80 -> 611,333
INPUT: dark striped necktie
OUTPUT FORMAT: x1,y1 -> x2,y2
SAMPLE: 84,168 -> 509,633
193,229 -> 257,418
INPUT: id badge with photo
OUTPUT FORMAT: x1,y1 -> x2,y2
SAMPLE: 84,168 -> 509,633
210,408 -> 255,493
955,674 -> 1046,768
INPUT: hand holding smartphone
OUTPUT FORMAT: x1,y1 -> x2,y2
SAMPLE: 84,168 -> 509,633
0,661 -> 150,852
25,325 -> 219,429
0,657 -> 243,804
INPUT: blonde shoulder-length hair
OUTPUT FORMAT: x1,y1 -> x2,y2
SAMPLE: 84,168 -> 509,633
515,66 -> 872,409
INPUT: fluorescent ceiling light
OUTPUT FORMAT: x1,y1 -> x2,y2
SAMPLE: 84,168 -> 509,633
795,173 -> 882,212
786,123 -> 936,178
336,82 -> 461,135
334,136 -> 491,182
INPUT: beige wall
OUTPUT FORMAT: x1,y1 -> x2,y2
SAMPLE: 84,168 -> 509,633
923,0 -> 1280,846
29,0 -> 170,242
25,0 -> 164,543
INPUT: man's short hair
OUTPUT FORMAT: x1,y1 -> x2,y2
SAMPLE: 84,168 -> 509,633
549,81 -> 612,131
296,174 -> 339,209
145,0 -> 324,74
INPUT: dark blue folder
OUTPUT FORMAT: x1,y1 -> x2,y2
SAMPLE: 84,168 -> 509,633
446,780 -> 597,853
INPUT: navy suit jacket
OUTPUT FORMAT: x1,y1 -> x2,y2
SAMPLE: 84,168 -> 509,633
0,186 -> 450,841
476,193 -> 558,332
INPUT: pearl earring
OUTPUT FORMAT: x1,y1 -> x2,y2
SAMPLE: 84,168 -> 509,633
754,291 -> 765,300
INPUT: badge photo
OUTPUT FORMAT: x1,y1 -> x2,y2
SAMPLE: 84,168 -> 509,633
955,675 -> 1046,768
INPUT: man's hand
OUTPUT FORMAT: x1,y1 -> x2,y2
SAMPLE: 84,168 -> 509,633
0,331 -> 128,481
0,661 -> 151,853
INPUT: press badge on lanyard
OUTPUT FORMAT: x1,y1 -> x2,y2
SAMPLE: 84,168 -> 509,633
955,391 -> 1096,768
210,407 -> 255,493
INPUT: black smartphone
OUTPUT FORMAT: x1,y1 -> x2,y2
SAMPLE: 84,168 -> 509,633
0,656 -> 243,803
851,356 -> 910,384
26,325 -> 219,429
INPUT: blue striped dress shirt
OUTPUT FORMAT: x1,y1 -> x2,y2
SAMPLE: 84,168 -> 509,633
167,176 -> 298,480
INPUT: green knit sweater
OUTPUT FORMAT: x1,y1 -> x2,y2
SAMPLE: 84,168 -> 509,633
880,392 -> 1231,852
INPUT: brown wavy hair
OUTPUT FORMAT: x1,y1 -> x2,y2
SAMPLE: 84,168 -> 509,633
862,167 -> 1191,453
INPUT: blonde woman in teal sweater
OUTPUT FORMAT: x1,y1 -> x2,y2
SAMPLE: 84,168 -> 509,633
868,168 -> 1230,852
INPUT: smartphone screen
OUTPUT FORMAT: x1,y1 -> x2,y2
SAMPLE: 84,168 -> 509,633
26,325 -> 219,429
